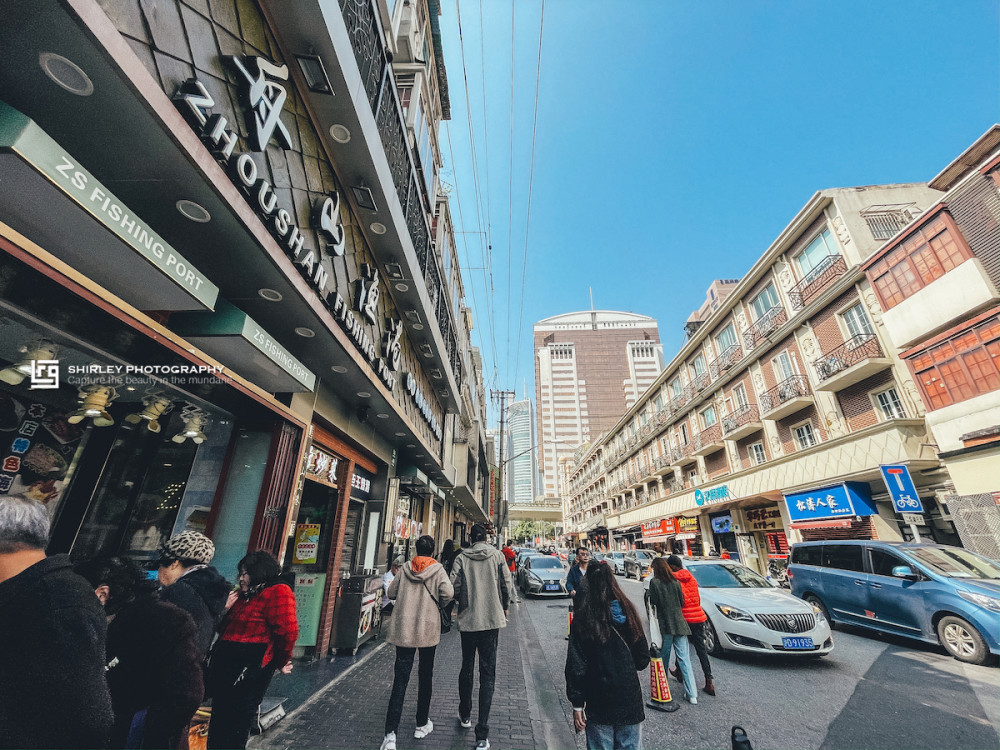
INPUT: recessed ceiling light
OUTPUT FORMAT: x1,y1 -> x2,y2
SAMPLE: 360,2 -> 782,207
412,324 -> 424,331
377,413 -> 389,419
295,327 -> 315,337
39,52 -> 94,96
395,283 -> 409,292
258,288 -> 283,302
331,365 -> 348,373
406,444 -> 416,448
370,222 -> 387,235
176,199 -> 211,223
395,432 -> 407,437
357,391 -> 371,398
330,124 -> 351,143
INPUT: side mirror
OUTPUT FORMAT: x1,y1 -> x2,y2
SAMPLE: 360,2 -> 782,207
891,565 -> 919,580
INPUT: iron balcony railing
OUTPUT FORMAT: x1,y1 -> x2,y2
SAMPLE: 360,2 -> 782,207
759,375 -> 811,413
690,371 -> 711,393
722,404 -> 760,436
744,306 -> 787,350
671,444 -> 695,463
813,334 -> 884,381
788,255 -> 847,311
694,423 -> 723,451
654,454 -> 672,470
709,344 -> 743,379
670,387 -> 693,412
663,478 -> 685,495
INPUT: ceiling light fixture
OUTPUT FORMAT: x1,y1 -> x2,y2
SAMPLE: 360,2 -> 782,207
411,324 -> 423,331
172,405 -> 209,444
68,385 -> 117,427
331,365 -> 348,373
370,222 -> 386,235
176,199 -> 211,223
0,338 -> 58,385
394,283 -> 409,292
124,391 -> 174,433
295,54 -> 334,94
384,263 -> 404,279
39,52 -> 94,96
351,185 -> 378,212
357,391 -> 371,398
258,288 -> 283,302
330,124 -> 351,143
295,327 -> 315,338
377,413 -> 389,419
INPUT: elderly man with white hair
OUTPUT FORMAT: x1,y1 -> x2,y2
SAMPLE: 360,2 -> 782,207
0,493 -> 113,749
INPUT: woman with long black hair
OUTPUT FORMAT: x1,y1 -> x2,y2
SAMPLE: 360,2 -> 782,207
207,551 -> 298,750
565,563 -> 649,750
647,557 -> 697,704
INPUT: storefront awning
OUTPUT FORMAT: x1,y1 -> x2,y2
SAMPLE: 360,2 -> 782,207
788,519 -> 854,530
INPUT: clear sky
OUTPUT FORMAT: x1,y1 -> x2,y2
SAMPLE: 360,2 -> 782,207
437,0 -> 1000,420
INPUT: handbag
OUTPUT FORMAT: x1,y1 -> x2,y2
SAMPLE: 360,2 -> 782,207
421,578 -> 454,634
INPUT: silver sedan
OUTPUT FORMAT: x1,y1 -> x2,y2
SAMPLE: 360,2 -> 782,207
517,555 -> 569,597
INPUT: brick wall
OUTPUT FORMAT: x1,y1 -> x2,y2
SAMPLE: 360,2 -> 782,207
836,370 -> 896,431
776,404 -> 827,454
705,448 -> 729,478
810,291 -> 859,356
724,372 -> 756,407
736,432 -> 768,470
948,169 -> 1000,290
760,335 -> 803,390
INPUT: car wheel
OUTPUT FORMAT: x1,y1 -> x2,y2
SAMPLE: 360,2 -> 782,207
704,617 -> 724,656
805,594 -> 833,631
937,615 -> 990,665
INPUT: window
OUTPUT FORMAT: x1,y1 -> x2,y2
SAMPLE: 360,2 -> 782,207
792,544 -> 822,566
868,547 -> 909,577
679,424 -> 689,445
823,544 -> 865,572
793,422 -> 817,449
772,351 -> 797,382
795,229 -> 839,276
868,213 -> 972,310
691,354 -> 707,377
841,303 -> 875,340
733,384 -> 749,409
751,284 -> 780,320
654,394 -> 663,410
748,442 -> 766,465
701,405 -> 717,428
716,324 -> 738,353
909,316 -> 1000,410
874,388 -> 906,420
670,378 -> 682,397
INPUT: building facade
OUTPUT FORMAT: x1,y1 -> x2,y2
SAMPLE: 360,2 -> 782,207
0,0 -> 488,657
534,310 -> 663,501
506,398 -> 538,506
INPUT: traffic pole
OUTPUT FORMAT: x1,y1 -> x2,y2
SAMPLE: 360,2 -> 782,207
646,643 -> 680,712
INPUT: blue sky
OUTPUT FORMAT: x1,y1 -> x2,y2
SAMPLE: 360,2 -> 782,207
436,0 -> 1000,416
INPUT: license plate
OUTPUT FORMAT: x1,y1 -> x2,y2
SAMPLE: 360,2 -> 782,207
545,584 -> 560,591
782,637 -> 814,650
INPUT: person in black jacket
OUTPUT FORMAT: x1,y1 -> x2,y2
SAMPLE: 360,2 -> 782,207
565,563 -> 649,750
78,556 -> 204,750
156,531 -> 231,659
0,494 -> 112,749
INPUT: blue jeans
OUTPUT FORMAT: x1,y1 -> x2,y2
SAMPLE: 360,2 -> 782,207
662,634 -> 697,701
585,722 -> 642,750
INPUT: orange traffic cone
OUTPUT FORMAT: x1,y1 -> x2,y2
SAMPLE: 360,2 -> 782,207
566,602 -> 573,640
647,645 -> 680,712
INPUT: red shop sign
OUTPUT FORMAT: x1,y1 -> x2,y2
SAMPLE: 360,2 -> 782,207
641,518 -> 679,539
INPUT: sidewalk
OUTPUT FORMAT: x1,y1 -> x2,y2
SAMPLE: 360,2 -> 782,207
250,601 -> 575,750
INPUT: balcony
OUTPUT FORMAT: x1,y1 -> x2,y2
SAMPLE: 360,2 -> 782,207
760,375 -> 813,420
654,454 -> 673,472
690,371 -> 711,394
788,255 -> 847,311
663,478 -> 686,495
812,334 -> 891,391
693,423 -> 725,456
721,404 -> 763,440
670,387 -> 693,412
670,444 -> 697,467
744,306 -> 788,350
709,344 -> 743,379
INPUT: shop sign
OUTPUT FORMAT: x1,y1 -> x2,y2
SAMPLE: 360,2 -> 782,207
783,482 -> 877,523
292,523 -> 321,564
746,506 -> 782,531
242,317 -> 316,390
404,372 -> 443,441
641,518 -> 678,539
695,485 -> 732,506
306,446 -> 339,484
677,517 -> 699,535
710,514 -> 733,534
350,470 -> 373,499
293,572 -> 326,647
358,590 -> 380,639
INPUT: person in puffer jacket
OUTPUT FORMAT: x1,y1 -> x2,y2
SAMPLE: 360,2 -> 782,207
666,555 -> 715,696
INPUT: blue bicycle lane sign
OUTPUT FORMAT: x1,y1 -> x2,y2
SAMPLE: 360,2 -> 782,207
880,464 -> 924,514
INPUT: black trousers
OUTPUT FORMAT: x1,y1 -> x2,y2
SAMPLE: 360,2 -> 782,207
207,642 -> 274,750
687,621 -> 713,680
384,645 -> 437,735
458,630 -> 499,741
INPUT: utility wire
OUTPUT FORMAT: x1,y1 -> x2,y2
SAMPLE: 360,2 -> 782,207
505,0 -> 515,373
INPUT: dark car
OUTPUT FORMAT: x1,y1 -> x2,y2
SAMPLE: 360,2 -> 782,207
624,549 -> 657,581
517,555 -> 569,597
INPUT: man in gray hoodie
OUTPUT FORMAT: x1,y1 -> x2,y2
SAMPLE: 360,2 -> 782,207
449,524 -> 513,750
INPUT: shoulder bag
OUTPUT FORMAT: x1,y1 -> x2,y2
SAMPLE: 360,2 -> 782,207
421,577 -> 454,634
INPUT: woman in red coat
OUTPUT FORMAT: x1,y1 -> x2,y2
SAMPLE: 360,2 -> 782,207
666,555 -> 715,696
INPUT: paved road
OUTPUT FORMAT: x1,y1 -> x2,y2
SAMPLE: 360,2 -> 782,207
521,574 -> 1000,750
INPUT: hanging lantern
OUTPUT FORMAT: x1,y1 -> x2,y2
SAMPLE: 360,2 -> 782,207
124,392 -> 174,433
172,405 -> 209,444
0,338 -> 58,385
67,385 -> 118,427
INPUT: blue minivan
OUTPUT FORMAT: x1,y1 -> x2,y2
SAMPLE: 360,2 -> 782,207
788,540 -> 1000,665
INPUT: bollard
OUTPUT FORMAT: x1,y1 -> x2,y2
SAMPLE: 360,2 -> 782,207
565,602 -> 573,640
646,644 -> 680,712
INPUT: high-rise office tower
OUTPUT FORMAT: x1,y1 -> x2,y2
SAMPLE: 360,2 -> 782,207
534,311 -> 663,499
506,399 -> 538,506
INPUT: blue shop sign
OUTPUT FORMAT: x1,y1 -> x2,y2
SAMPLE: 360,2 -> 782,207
695,485 -> 732,506
782,482 -> 877,523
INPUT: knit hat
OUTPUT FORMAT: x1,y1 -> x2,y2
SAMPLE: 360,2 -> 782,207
160,530 -> 215,565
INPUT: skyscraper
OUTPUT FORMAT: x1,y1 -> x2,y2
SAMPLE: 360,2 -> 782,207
534,311 -> 663,499
506,399 -> 538,506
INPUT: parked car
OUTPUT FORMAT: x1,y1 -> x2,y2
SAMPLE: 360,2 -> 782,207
604,551 -> 626,576
788,540 -> 1000,665
515,548 -> 540,573
681,558 -> 834,657
518,554 -> 569,597
624,549 -> 657,580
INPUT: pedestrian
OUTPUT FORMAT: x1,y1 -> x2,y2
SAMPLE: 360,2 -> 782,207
566,546 -> 591,602
450,524 -> 513,750
156,530 -> 231,660
646,558 -> 697,704
0,494 -> 113,750
565,562 -> 649,750
501,539 -> 516,574
380,536 -> 453,750
667,555 -> 715,696
439,539 -> 457,574
206,551 -> 298,750
76,555 -> 204,749
382,556 -> 403,615
720,549 -> 731,560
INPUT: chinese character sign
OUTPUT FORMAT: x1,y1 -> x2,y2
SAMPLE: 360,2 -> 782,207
783,482 -> 877,522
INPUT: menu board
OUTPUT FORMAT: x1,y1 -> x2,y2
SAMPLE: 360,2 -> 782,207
293,572 -> 326,647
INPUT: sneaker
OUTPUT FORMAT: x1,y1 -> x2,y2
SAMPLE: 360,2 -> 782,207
458,715 -> 472,729
380,732 -> 396,750
475,741 -> 490,750
414,721 -> 434,739
687,695 -> 698,705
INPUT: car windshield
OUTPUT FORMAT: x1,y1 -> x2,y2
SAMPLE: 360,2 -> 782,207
904,546 -> 1000,579
532,557 -> 563,570
636,551 -> 654,560
689,563 -> 773,589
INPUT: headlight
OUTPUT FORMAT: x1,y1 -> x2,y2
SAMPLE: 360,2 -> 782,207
716,603 -> 754,622
811,604 -> 826,619
958,590 -> 1000,612
529,572 -> 543,583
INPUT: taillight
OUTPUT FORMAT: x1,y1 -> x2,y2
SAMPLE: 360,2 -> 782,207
786,570 -> 794,579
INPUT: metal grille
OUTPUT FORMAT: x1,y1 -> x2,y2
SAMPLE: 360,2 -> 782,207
755,613 -> 816,633
945,494 -> 1000,561
375,77 -> 410,210
338,0 -> 385,110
